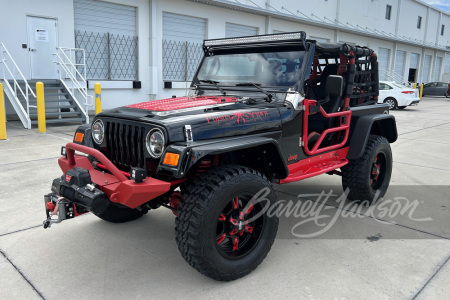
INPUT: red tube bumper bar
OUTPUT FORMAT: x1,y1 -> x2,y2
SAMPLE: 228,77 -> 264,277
59,143 -> 171,209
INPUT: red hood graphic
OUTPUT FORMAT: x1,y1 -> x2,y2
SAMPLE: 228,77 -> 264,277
126,96 -> 238,111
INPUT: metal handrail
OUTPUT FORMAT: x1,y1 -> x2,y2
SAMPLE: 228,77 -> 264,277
380,69 -> 412,86
0,43 -> 36,117
53,47 -> 93,123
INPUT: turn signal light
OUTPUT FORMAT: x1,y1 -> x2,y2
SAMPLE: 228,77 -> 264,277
74,132 -> 84,143
163,152 -> 180,166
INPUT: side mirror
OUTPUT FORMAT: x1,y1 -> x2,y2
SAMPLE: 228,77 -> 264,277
326,75 -> 344,97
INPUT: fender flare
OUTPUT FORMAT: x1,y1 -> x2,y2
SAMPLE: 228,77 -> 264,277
347,114 -> 397,160
160,135 -> 289,180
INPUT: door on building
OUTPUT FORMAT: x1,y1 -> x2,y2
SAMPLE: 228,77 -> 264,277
162,12 -> 206,82
433,56 -> 442,82
445,54 -> 450,75
422,55 -> 432,84
378,48 -> 390,80
394,50 -> 406,77
409,53 -> 419,82
27,16 -> 58,79
226,23 -> 258,38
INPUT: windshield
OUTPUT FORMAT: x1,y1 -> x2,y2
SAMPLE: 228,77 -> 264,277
194,50 -> 306,89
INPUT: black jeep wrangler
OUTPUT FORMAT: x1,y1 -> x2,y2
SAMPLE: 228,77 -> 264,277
44,32 -> 397,281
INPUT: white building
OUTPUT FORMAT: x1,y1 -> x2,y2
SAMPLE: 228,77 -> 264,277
0,0 -> 449,123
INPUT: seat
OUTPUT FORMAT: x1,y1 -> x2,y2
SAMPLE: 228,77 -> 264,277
307,64 -> 338,107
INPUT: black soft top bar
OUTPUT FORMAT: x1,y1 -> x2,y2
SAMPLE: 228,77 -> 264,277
312,41 -> 374,57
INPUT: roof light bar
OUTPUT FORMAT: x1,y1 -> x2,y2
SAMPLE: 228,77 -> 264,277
204,31 -> 306,47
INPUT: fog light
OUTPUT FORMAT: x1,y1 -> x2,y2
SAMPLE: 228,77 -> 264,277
163,152 -> 180,166
130,167 -> 147,183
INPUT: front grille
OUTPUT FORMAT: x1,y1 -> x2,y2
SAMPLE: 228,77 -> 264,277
105,121 -> 146,169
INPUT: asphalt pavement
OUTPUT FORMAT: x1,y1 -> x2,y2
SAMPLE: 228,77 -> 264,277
0,96 -> 449,299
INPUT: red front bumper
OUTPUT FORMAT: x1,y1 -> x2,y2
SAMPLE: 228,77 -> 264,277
59,143 -> 171,209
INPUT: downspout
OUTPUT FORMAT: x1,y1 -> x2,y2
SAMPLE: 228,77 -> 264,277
265,0 -> 272,34
335,0 -> 341,43
149,0 -> 158,100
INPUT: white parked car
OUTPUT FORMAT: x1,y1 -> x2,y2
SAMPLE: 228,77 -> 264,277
378,81 -> 420,110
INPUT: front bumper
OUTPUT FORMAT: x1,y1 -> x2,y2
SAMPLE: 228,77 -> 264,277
57,143 -> 171,209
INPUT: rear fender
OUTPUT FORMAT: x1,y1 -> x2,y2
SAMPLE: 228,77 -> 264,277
347,114 -> 397,160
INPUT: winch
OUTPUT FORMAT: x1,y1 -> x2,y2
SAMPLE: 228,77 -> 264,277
43,167 -> 109,228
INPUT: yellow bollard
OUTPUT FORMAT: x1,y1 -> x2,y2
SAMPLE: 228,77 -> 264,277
95,83 -> 102,115
419,84 -> 424,100
413,83 -> 417,89
0,83 -> 7,140
36,82 -> 46,133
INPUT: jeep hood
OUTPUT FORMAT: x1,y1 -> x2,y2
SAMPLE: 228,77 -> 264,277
96,96 -> 282,142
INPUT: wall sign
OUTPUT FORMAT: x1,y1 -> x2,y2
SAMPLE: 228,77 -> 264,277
35,29 -> 49,42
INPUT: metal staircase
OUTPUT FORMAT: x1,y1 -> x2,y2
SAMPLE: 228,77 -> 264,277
1,43 -> 91,129
9,79 -> 86,125
380,69 -> 412,87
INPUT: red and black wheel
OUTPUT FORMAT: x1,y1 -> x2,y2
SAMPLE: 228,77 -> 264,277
342,135 -> 393,205
175,165 -> 278,281
370,153 -> 386,190
215,195 -> 265,259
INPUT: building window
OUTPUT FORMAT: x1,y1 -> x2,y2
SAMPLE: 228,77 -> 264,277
417,16 -> 422,29
385,5 -> 392,20
441,25 -> 445,36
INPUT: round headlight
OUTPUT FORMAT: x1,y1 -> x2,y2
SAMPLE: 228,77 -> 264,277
91,120 -> 104,144
146,129 -> 165,158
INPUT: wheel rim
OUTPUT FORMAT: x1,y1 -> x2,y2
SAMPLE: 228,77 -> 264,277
370,153 -> 387,190
386,99 -> 395,109
215,194 -> 265,259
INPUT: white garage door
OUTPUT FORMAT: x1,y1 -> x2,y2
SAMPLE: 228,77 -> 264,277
378,48 -> 390,80
226,23 -> 258,38
74,0 -> 137,80
162,13 -> 207,81
422,55 -> 432,83
410,53 -> 419,69
310,36 -> 330,43
74,0 -> 136,35
445,54 -> 450,74
163,12 -> 206,42
433,56 -> 443,81
394,50 -> 406,77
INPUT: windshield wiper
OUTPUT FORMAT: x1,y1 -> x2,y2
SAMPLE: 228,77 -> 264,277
199,80 -> 226,95
235,82 -> 277,102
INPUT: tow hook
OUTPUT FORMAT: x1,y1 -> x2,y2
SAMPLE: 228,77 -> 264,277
43,193 -> 76,229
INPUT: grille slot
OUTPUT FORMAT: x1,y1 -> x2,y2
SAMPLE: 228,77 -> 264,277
105,121 -> 146,169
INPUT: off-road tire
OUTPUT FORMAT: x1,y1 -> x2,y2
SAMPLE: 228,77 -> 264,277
175,165 -> 279,281
341,135 -> 392,205
93,204 -> 144,223
397,106 -> 407,109
384,97 -> 398,110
